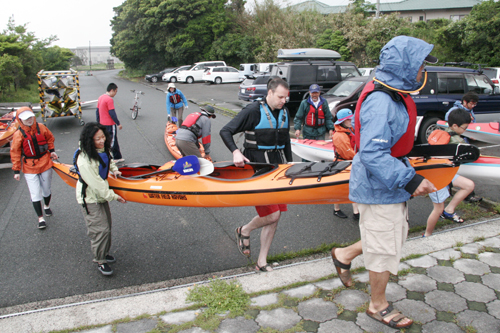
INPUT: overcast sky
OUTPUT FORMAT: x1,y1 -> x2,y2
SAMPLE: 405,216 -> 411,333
1,0 -> 400,49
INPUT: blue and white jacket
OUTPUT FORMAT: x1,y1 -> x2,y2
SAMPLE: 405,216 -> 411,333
349,36 -> 434,204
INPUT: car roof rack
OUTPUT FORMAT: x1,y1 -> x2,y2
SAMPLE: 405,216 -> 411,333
442,62 -> 488,74
277,48 -> 341,60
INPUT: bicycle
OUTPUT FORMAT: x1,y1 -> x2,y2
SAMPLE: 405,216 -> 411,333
130,90 -> 145,120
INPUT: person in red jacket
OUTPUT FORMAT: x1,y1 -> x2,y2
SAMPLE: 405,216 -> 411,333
96,83 -> 123,163
10,107 -> 58,229
332,108 -> 359,219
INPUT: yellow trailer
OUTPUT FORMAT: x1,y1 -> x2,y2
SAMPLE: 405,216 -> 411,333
37,69 -> 85,125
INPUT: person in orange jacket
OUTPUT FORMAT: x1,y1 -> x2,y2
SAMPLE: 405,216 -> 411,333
10,107 -> 58,229
332,108 -> 359,219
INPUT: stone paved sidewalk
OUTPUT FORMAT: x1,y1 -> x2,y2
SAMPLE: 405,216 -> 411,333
73,235 -> 500,333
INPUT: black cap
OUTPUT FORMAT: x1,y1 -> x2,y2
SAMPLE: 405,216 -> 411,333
425,54 -> 438,64
201,105 -> 216,118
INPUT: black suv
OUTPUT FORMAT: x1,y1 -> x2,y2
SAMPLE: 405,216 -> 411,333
413,66 -> 500,143
269,60 -> 361,116
323,66 -> 500,143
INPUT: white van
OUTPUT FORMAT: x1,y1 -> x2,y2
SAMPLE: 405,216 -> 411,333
177,61 -> 226,83
239,63 -> 257,80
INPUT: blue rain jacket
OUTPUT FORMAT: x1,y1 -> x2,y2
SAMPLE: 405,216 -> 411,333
445,100 -> 476,123
349,36 -> 434,204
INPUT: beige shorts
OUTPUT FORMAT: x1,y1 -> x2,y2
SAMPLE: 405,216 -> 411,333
358,202 -> 408,275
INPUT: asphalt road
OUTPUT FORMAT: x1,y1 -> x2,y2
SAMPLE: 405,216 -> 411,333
1,70 -> 499,312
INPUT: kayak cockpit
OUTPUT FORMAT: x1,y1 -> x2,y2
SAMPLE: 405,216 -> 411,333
118,164 -> 162,178
208,162 -> 277,180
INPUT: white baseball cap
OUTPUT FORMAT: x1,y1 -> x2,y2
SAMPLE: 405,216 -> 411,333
19,110 -> 35,120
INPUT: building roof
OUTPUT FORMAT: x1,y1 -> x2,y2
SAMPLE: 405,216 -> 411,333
291,0 -> 483,14
377,0 -> 483,12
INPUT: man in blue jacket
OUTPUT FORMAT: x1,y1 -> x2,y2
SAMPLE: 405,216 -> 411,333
445,91 -> 479,123
331,36 -> 437,329
166,83 -> 188,126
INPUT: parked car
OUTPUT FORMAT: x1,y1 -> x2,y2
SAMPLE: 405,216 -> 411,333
413,66 -> 500,142
162,65 -> 191,82
177,61 -> 226,83
484,67 -> 500,88
239,63 -> 258,81
324,66 -> 500,143
323,76 -> 371,115
358,67 -> 375,76
238,74 -> 276,101
270,48 -> 361,116
203,66 -> 242,84
145,68 -> 176,83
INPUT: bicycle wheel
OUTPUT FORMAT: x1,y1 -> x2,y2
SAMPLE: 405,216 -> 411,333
131,105 -> 138,120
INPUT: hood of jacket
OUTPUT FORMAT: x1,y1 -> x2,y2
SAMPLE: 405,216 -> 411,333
375,35 -> 434,91
452,100 -> 470,111
16,107 -> 38,134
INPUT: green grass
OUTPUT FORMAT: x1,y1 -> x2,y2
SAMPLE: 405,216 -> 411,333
0,83 -> 40,104
185,278 -> 250,318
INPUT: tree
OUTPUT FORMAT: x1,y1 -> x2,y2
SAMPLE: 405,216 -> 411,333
110,0 -> 233,71
41,46 -> 74,71
462,0 -> 500,66
315,29 -> 351,60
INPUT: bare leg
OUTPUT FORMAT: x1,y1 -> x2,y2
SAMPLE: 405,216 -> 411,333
352,203 -> 359,214
334,204 -> 340,211
333,240 -> 363,268
240,211 -> 281,271
425,202 -> 444,236
444,176 -> 474,214
368,270 -> 412,326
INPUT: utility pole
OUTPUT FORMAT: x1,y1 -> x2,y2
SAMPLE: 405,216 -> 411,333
89,41 -> 92,71
376,0 -> 380,19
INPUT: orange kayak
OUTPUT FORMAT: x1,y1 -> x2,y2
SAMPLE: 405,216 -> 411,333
164,121 -> 205,159
0,111 -> 19,147
53,158 -> 457,207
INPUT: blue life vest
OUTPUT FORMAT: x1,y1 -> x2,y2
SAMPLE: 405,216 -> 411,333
244,102 -> 289,150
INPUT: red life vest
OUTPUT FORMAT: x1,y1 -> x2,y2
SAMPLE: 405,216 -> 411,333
354,81 -> 416,158
180,112 -> 203,137
169,93 -> 182,104
305,103 -> 325,128
19,123 -> 49,159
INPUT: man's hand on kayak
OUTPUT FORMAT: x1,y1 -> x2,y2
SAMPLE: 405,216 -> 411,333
232,149 -> 250,168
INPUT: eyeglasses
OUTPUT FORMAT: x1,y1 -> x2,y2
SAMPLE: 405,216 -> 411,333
460,125 -> 469,130
467,102 -> 477,107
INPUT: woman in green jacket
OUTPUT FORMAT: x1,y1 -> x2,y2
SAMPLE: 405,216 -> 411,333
76,122 -> 126,276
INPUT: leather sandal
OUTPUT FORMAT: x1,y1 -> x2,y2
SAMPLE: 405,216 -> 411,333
366,304 -> 413,329
235,226 -> 250,257
256,264 -> 273,272
330,247 -> 353,287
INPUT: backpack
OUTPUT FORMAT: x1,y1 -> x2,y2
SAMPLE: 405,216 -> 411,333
71,148 -> 111,214
427,129 -> 451,145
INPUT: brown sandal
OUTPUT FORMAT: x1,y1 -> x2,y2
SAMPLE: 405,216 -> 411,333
366,304 -> 413,329
331,247 -> 353,287
235,226 -> 250,257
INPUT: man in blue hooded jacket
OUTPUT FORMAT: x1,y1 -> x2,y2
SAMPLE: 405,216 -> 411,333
331,36 -> 437,329
444,91 -> 479,123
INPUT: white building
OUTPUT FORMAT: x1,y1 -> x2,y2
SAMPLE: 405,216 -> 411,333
70,46 -> 122,66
